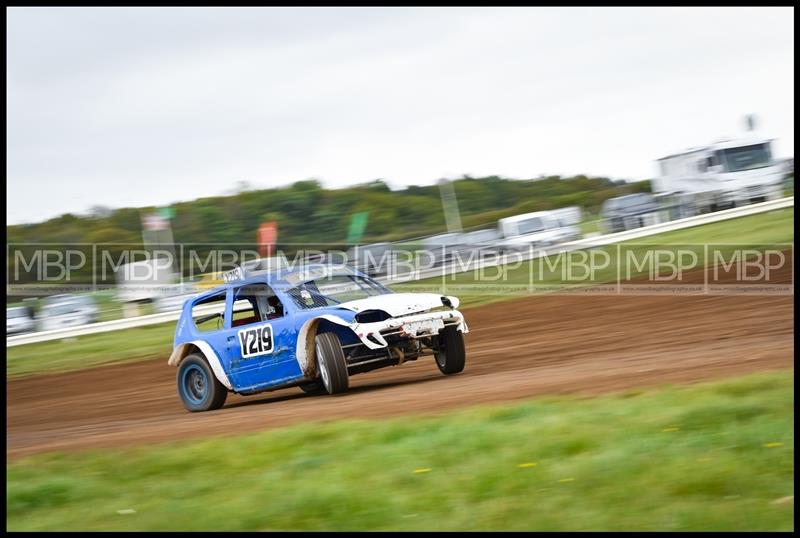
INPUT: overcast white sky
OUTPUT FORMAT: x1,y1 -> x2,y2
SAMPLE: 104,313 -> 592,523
6,7 -> 795,225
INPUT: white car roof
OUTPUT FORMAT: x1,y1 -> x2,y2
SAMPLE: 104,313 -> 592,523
657,136 -> 773,160
499,210 -> 555,224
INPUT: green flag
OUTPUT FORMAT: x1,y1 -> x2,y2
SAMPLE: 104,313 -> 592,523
346,212 -> 369,245
157,207 -> 175,220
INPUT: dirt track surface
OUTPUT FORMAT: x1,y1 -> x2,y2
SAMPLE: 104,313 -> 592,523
7,263 -> 794,460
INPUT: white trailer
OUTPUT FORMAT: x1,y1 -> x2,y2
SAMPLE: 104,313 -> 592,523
653,136 -> 785,212
497,208 -> 581,251
548,206 -> 583,227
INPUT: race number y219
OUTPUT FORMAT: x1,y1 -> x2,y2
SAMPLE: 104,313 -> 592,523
238,324 -> 274,358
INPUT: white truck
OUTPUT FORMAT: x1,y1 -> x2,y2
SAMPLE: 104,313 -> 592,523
496,207 -> 582,252
653,136 -> 785,212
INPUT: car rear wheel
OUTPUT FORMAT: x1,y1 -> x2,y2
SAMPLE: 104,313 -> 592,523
315,332 -> 349,394
435,325 -> 466,375
177,354 -> 228,412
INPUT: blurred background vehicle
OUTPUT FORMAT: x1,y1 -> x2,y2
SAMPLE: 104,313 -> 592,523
196,271 -> 226,290
496,207 -> 581,252
454,228 -> 502,261
653,134 -> 786,213
36,294 -> 99,331
6,305 -> 36,335
600,193 -> 661,233
422,232 -> 469,267
458,228 -> 500,247
549,206 -> 583,228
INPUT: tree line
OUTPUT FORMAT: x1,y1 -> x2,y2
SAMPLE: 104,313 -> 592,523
9,174 -> 650,245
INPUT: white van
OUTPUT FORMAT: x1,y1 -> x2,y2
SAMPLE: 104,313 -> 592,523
653,136 -> 785,211
37,294 -> 99,331
497,208 -> 581,251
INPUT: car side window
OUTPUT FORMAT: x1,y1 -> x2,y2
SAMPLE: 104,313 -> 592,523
231,284 -> 286,328
192,291 -> 227,332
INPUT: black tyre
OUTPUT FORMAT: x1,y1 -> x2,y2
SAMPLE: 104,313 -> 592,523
435,325 -> 466,375
299,380 -> 325,394
315,332 -> 349,394
177,354 -> 228,412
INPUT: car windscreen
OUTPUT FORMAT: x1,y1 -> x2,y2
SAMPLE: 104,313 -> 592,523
42,295 -> 73,306
722,144 -> 772,172
7,308 -> 26,319
516,217 -> 545,235
626,195 -> 650,208
41,303 -> 80,316
286,274 -> 392,309
606,195 -> 652,212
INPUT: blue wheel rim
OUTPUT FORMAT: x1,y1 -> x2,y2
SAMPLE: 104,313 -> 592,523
181,364 -> 208,404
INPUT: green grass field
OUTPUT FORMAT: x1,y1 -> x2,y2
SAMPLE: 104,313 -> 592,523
6,322 -> 175,378
7,207 -> 794,378
6,371 -> 794,531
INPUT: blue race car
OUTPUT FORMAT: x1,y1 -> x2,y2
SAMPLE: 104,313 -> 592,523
168,263 -> 469,412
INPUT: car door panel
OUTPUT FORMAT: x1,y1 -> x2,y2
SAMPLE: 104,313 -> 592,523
226,317 -> 303,392
220,285 -> 304,393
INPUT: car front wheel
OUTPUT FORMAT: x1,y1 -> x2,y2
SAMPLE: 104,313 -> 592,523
435,325 -> 466,375
315,332 -> 349,394
177,354 -> 228,412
